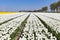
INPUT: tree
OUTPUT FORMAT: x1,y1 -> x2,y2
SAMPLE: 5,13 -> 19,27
42,6 -> 48,12
50,3 -> 57,12
57,1 -> 60,12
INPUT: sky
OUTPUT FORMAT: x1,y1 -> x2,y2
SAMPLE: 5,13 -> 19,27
0,0 -> 58,12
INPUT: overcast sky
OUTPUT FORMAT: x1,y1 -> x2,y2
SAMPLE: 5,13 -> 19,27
0,0 -> 58,12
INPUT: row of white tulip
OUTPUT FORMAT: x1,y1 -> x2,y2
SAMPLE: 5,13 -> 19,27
39,13 -> 60,20
0,13 -> 25,23
0,13 -> 29,40
36,13 -> 60,33
19,14 -> 56,40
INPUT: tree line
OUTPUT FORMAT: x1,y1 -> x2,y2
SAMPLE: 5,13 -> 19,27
19,1 -> 60,13
50,1 -> 60,12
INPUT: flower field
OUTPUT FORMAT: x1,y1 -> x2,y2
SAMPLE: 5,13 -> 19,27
0,13 -> 60,40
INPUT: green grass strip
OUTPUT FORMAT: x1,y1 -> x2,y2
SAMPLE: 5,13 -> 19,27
10,14 -> 30,40
35,15 -> 60,40
0,14 -> 25,25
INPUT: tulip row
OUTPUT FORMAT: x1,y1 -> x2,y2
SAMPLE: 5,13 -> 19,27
0,13 -> 29,40
19,14 -> 56,40
35,13 -> 60,40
